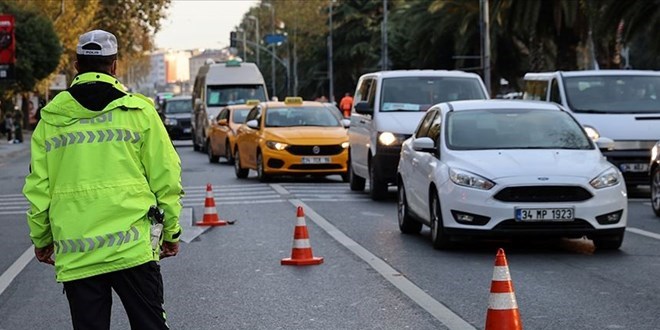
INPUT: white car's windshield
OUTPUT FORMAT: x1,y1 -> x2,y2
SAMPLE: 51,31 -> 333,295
207,85 -> 267,106
564,75 -> 660,113
380,76 -> 487,112
446,109 -> 593,150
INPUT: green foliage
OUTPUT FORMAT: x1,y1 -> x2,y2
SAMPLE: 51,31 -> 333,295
0,2 -> 61,93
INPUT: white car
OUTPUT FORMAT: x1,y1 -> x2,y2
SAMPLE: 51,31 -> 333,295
396,100 -> 627,250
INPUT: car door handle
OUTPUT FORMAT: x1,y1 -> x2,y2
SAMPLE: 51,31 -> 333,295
359,119 -> 366,124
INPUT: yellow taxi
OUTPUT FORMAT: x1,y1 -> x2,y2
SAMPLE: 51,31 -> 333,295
233,97 -> 350,182
206,100 -> 260,164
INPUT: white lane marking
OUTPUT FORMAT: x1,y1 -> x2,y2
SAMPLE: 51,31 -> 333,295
626,227 -> 660,240
0,246 -> 33,297
269,184 -> 290,195
292,199 -> 476,330
0,211 -> 26,216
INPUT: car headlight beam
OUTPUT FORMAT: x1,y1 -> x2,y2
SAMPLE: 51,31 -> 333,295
164,118 -> 177,125
378,132 -> 406,146
590,167 -> 620,189
449,168 -> 495,190
266,140 -> 288,151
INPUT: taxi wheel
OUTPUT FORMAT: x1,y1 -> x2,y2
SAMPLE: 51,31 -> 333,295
207,139 -> 219,163
369,161 -> 388,201
234,148 -> 249,179
430,192 -> 451,250
397,181 -> 422,234
349,161 -> 365,191
256,151 -> 270,182
224,141 -> 234,165
651,167 -> 660,217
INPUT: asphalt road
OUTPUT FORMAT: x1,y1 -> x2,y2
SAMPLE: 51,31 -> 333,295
1,139 -> 660,329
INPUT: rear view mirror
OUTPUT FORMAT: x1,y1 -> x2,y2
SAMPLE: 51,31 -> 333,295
341,119 -> 351,128
246,119 -> 259,129
412,137 -> 435,152
354,101 -> 373,115
595,137 -> 614,151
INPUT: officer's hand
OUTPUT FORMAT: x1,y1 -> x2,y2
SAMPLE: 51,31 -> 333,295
160,241 -> 179,259
35,244 -> 55,265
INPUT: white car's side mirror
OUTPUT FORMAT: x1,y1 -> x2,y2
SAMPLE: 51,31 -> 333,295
595,137 -> 614,151
412,137 -> 435,152
246,119 -> 259,129
341,119 -> 351,128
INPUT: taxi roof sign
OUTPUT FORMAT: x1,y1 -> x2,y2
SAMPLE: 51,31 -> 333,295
246,99 -> 260,105
284,97 -> 303,105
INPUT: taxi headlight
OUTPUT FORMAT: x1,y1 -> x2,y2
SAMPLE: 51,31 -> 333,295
449,168 -> 495,190
164,118 -> 177,125
583,125 -> 600,141
590,167 -> 620,189
266,141 -> 288,151
341,141 -> 350,149
378,132 -> 406,146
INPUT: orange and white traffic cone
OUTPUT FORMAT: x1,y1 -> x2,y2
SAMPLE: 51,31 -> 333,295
196,183 -> 228,226
485,248 -> 522,330
281,206 -> 324,266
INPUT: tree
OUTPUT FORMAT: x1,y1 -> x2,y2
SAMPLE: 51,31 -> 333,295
0,2 -> 61,124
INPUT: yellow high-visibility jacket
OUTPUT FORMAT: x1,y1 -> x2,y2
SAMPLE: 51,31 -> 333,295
23,72 -> 183,282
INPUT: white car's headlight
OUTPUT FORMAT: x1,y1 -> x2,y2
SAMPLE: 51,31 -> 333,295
652,142 -> 660,161
590,167 -> 620,189
341,141 -> 350,149
266,141 -> 288,151
583,125 -> 600,141
164,118 -> 177,125
449,168 -> 495,190
378,132 -> 406,146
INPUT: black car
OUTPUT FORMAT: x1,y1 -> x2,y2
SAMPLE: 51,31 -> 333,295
160,96 -> 192,140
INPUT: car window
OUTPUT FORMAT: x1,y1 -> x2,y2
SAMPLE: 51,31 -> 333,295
265,106 -> 341,127
427,112 -> 442,142
245,106 -> 261,122
232,109 -> 250,124
523,80 -> 548,101
446,109 -> 593,150
165,100 -> 192,114
354,78 -> 373,104
550,79 -> 561,104
207,85 -> 268,106
380,77 -> 487,112
415,109 -> 437,138
564,75 -> 660,113
216,108 -> 228,121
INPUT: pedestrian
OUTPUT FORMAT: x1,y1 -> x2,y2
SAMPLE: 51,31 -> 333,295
23,29 -> 183,330
3,111 -> 13,142
339,92 -> 354,118
13,107 -> 23,143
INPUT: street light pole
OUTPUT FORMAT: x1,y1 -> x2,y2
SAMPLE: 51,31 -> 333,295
248,15 -> 260,66
328,0 -> 334,104
265,2 -> 276,99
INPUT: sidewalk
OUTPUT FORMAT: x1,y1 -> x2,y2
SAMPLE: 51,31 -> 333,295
0,130 -> 32,163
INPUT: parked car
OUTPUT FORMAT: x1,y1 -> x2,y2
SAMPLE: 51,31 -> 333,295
206,100 -> 259,164
348,70 -> 489,200
397,99 -> 627,250
523,70 -> 660,189
160,95 -> 192,140
234,97 -> 350,182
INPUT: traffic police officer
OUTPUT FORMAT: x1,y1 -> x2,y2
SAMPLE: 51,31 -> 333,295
23,29 -> 182,329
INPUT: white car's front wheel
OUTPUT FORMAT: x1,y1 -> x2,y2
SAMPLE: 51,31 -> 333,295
651,167 -> 660,217
430,192 -> 451,250
397,181 -> 422,234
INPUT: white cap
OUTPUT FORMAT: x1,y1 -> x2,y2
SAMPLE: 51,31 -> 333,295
76,30 -> 118,56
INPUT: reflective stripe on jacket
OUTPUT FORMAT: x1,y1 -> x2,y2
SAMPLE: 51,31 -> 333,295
23,72 -> 183,282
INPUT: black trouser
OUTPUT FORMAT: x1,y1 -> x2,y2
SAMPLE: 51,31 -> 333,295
63,261 -> 169,330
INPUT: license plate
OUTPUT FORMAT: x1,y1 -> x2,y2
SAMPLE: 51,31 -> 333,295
619,163 -> 647,173
301,157 -> 330,164
515,208 -> 574,221
183,128 -> 191,133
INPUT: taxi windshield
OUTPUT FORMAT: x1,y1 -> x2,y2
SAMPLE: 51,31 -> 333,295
265,106 -> 341,127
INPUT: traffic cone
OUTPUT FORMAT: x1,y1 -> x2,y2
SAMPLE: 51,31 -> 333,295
485,248 -> 522,330
281,206 -> 324,266
196,183 -> 228,226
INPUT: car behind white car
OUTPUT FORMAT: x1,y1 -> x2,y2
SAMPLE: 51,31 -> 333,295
397,100 -> 627,250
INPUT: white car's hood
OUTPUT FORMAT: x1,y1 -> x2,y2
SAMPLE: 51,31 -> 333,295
445,149 -> 611,180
